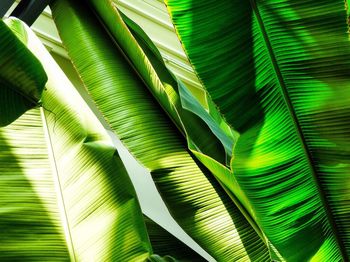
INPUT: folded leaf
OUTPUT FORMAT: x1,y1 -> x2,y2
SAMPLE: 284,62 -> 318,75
115,8 -> 253,218
90,0 -> 261,239
0,19 -> 47,126
51,0 -> 270,260
1,18 -> 151,261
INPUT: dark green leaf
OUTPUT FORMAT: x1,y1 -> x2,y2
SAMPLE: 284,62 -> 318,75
144,216 -> 204,262
51,0 -> 270,260
0,19 -> 47,126
166,0 -> 350,260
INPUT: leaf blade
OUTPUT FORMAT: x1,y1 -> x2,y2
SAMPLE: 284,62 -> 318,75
166,0 -> 350,260
50,0 -> 270,260
2,18 -> 152,261
0,19 -> 47,126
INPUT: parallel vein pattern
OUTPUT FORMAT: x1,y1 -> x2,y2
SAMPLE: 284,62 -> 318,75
166,0 -> 350,260
0,109 -> 69,260
1,18 -> 151,261
0,20 -> 47,126
51,0 -> 270,260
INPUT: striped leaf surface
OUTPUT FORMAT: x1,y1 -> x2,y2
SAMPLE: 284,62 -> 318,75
0,19 -> 47,126
51,0 -> 270,260
1,18 -> 151,261
91,1 -> 254,221
166,0 -> 350,260
144,216 -> 204,262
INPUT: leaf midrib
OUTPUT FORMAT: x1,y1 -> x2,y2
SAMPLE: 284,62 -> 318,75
40,107 -> 77,262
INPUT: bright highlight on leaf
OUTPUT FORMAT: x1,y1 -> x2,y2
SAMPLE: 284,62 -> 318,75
166,0 -> 350,260
1,0 -> 349,261
50,0 -> 270,260
0,18 -> 151,261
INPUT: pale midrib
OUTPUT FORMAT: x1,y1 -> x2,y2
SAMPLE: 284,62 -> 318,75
249,0 -> 348,260
40,107 -> 77,262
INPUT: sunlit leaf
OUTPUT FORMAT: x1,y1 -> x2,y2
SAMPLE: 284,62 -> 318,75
51,0 -> 270,260
166,0 -> 350,260
92,1 -> 253,216
0,18 -> 151,261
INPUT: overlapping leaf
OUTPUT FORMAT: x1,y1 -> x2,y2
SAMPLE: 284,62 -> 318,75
166,0 -> 350,260
144,216 -> 203,262
51,0 -> 270,260
0,20 -> 47,126
96,3 -> 252,214
90,0 -> 236,165
0,18 -> 151,261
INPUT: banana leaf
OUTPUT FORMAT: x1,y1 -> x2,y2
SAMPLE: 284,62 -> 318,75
147,254 -> 178,262
89,0 -> 235,164
1,18 -> 151,261
144,216 -> 204,262
166,0 -> 350,260
89,0 -> 257,227
0,19 -> 47,126
51,0 -> 270,260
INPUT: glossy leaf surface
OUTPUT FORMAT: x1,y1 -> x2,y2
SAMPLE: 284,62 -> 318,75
51,0 -> 270,260
0,19 -> 47,126
166,0 -> 350,260
110,9 -> 252,213
1,18 -> 151,261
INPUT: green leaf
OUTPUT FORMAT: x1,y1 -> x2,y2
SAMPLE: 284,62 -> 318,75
166,0 -> 350,260
1,18 -> 151,261
119,10 -> 236,160
144,216 -> 204,262
51,0 -> 270,260
0,19 -> 47,126
88,0 -> 234,164
147,254 -> 178,262
110,8 -> 255,217
118,13 -> 275,259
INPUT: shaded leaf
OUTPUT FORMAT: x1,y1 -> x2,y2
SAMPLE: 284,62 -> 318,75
166,0 -> 350,260
51,0 -> 270,260
0,19 -> 47,126
144,216 -> 204,262
1,18 -> 151,261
